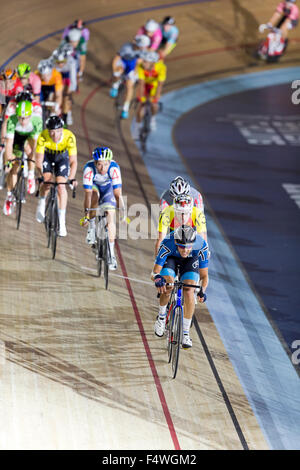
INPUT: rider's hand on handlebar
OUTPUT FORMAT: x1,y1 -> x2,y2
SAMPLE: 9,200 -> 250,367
197,287 -> 207,303
80,215 -> 90,227
67,178 -> 78,190
154,274 -> 167,293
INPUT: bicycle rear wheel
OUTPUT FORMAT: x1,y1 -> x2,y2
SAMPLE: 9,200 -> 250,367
15,172 -> 25,230
170,307 -> 182,379
140,103 -> 152,152
115,80 -> 126,113
44,196 -> 52,248
51,197 -> 59,259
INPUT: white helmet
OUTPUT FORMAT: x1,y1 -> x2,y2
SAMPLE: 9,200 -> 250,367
68,28 -> 81,42
135,34 -> 151,49
119,43 -> 136,61
173,195 -> 193,214
38,59 -> 53,75
145,19 -> 159,33
169,176 -> 190,198
141,50 -> 159,63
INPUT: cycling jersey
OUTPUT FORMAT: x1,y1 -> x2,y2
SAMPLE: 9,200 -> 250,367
36,68 -> 63,92
5,100 -> 42,119
83,160 -> 122,191
25,72 -> 41,95
0,78 -> 23,98
62,26 -> 90,42
136,26 -> 163,50
161,25 -> 179,44
6,114 -> 42,141
36,128 -> 77,157
155,232 -> 209,268
276,1 -> 299,21
158,205 -> 207,235
137,60 -> 166,89
159,187 -> 204,212
55,56 -> 78,92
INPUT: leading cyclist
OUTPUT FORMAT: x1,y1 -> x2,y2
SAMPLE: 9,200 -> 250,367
81,146 -> 125,271
160,175 -> 204,212
151,225 -> 209,349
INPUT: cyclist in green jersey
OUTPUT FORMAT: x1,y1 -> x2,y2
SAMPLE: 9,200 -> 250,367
3,101 -> 42,215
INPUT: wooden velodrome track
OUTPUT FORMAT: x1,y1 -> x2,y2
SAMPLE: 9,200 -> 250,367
0,0 -> 299,450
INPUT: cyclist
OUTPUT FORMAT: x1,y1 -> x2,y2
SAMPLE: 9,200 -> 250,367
0,68 -> 23,118
259,0 -> 299,38
159,176 -> 204,212
151,225 -> 209,348
136,19 -> 163,51
16,63 -> 41,101
36,59 -> 63,116
1,90 -> 42,150
52,44 -> 78,125
132,50 -> 166,139
3,100 -> 43,215
60,27 -> 88,82
35,115 -> 78,237
62,19 -> 90,43
159,16 -> 179,59
155,193 -> 207,255
109,35 -> 151,119
81,147 -> 125,271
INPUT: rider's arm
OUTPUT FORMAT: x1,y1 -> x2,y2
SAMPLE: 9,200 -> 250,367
113,186 -> 125,209
4,137 -> 13,164
83,189 -> 93,214
69,153 -> 77,181
199,267 -> 208,292
35,152 -> 44,176
155,231 -> 164,256
151,263 -> 163,281
268,10 -> 282,27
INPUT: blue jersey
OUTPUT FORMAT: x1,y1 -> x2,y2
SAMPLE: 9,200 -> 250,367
155,232 -> 209,268
83,160 -> 122,191
162,25 -> 179,44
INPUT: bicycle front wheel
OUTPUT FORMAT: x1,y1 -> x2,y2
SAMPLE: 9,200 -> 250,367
96,238 -> 103,277
15,173 -> 25,230
103,236 -> 111,290
51,197 -> 59,259
171,307 -> 182,379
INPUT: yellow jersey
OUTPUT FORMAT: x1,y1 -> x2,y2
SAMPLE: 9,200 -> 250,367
158,205 -> 207,235
137,60 -> 167,85
36,128 -> 77,157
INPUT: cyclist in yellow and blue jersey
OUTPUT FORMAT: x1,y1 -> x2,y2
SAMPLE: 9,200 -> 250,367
35,115 -> 77,237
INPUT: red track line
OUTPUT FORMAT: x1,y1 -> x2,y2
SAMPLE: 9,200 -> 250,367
81,85 -> 181,451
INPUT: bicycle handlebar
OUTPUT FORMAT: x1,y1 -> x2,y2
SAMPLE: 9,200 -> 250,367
36,177 -> 77,198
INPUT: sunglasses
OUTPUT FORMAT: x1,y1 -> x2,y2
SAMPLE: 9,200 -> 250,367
175,243 -> 193,249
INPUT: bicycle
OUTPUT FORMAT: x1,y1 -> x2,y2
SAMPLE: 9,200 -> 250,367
163,278 -> 201,379
255,25 -> 288,63
5,153 -> 35,229
139,98 -> 163,153
37,173 -> 76,259
114,75 -> 136,120
41,99 -> 59,127
87,203 -> 114,290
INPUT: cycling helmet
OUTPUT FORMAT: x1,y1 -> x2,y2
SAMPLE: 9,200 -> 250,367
141,50 -> 159,63
16,90 -> 33,103
1,68 -> 17,80
16,100 -> 32,118
52,44 -> 73,62
173,194 -> 193,213
174,225 -> 197,246
119,43 -> 136,61
46,115 -> 64,130
17,63 -> 31,78
134,34 -> 151,49
162,16 -> 175,26
68,28 -> 82,42
38,59 -> 53,75
92,147 -> 113,161
145,19 -> 159,33
169,176 -> 190,198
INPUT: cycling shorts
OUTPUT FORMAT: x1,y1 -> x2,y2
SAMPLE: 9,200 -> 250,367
40,85 -> 55,102
160,255 -> 200,282
43,151 -> 70,178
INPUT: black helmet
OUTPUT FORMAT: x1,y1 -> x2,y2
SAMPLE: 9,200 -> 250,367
46,115 -> 64,130
174,225 -> 196,246
16,90 -> 33,103
162,16 -> 175,26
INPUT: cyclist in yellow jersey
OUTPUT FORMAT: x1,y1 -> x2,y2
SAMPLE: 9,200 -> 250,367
132,50 -> 166,139
35,115 -> 77,237
155,194 -> 207,255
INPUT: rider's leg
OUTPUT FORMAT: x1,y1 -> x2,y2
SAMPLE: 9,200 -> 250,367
3,159 -> 19,215
181,267 -> 200,348
36,171 -> 52,223
56,175 -> 68,236
25,138 -> 36,194
110,57 -> 124,97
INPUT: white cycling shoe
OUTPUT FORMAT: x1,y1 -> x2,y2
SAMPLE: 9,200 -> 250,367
109,255 -> 117,271
58,223 -> 67,237
182,334 -> 192,349
154,316 -> 166,337
36,199 -> 45,223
